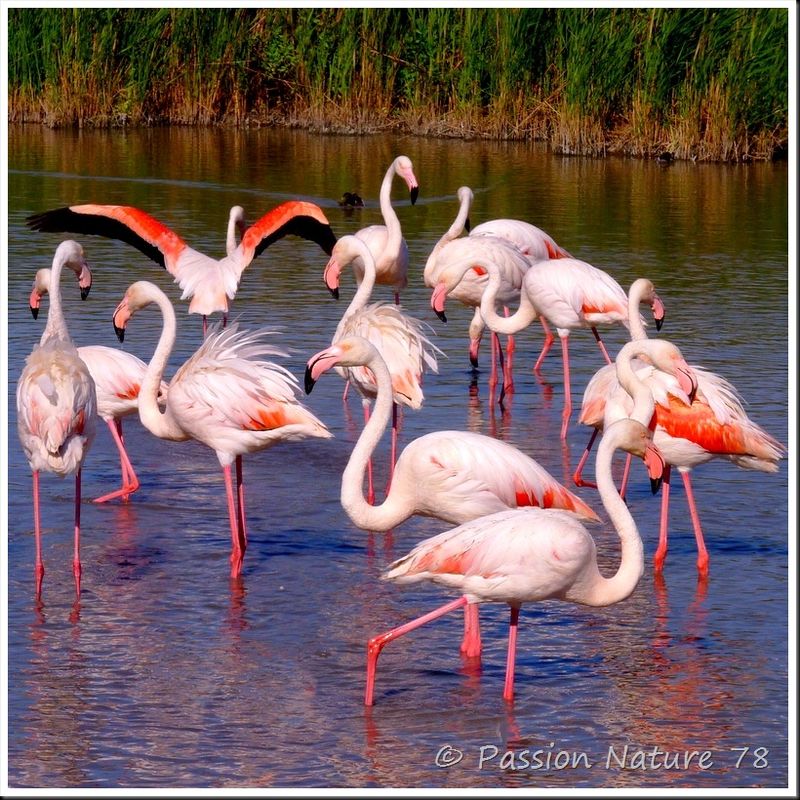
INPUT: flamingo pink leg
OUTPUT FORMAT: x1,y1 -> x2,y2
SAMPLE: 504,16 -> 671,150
72,469 -> 82,597
386,403 -> 398,495
503,306 -> 515,394
32,471 -> 44,596
503,605 -> 521,703
363,401 -> 375,505
654,463 -> 672,573
591,326 -> 613,365
202,316 -> 208,338
342,381 -> 350,402
223,463 -> 246,578
488,332 -> 500,391
572,428 -> 599,488
394,290 -> 401,306
559,335 -> 572,440
681,471 -> 709,578
94,419 -> 140,503
618,453 -> 633,501
365,595 -> 468,706
534,316 -> 554,373
460,602 -> 482,658
236,455 -> 248,548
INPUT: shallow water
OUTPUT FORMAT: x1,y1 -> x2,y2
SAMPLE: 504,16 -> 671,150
6,127 -> 789,789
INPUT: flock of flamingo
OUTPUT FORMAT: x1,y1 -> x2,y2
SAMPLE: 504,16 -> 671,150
17,154 -> 785,706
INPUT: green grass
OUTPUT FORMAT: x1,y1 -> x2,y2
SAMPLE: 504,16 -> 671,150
7,7 -> 788,161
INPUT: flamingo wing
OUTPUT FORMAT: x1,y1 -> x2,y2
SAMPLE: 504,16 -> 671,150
26,204 -> 185,272
241,201 -> 337,263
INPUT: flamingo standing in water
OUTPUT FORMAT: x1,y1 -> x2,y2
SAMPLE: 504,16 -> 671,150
610,338 -> 785,577
323,235 -> 440,501
16,241 -> 98,596
305,335 -> 600,657
351,155 -> 419,305
111,280 -> 332,578
364,417 -> 666,705
573,278 -> 666,490
28,267 -> 169,504
26,200 -> 338,335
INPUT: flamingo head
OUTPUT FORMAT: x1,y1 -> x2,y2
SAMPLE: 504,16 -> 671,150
431,282 -> 449,323
112,280 -> 157,343
611,418 -> 666,495
323,255 -> 342,299
28,268 -> 51,319
468,338 -> 480,368
305,337 -> 375,394
395,156 -> 419,206
651,294 -> 665,331
644,440 -> 666,494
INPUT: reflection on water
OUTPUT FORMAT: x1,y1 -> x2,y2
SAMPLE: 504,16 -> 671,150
7,126 -> 788,789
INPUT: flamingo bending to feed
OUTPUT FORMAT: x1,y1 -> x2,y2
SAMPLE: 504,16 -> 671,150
111,281 -> 332,578
427,233 -> 531,394
16,241 -> 98,596
323,235 -> 440,501
574,278 -> 666,489
351,155 -> 419,305
305,335 -> 599,657
610,337 -> 785,577
29,267 -> 168,504
363,417 -> 666,705
26,200 -> 338,335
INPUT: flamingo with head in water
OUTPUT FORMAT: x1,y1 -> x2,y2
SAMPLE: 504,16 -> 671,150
363,416 -> 666,705
26,200 -> 338,335
16,241 -> 98,597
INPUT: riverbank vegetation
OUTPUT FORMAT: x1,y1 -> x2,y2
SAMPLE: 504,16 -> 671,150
7,7 -> 788,162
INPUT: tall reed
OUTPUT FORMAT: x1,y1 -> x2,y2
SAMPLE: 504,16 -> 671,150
7,7 -> 788,161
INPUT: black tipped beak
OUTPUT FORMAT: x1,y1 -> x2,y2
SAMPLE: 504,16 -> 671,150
30,306 -> 39,320
114,324 -> 125,343
304,365 -> 316,395
464,216 -> 471,233
435,309 -> 447,323
410,186 -> 419,206
469,353 -> 479,369
328,286 -> 339,300
80,286 -> 91,301
650,476 -> 663,495
655,315 -> 664,332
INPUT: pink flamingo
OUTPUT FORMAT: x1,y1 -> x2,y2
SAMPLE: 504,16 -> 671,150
111,280 -> 332,578
573,278 -> 666,489
364,417 -> 666,705
351,155 -> 419,305
610,337 -> 785,577
29,267 -> 168,504
427,232 -> 531,394
26,201 -> 337,335
16,241 -> 98,596
323,235 -> 440,501
305,335 -> 600,657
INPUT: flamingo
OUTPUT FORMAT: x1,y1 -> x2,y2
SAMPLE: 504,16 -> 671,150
26,200 -> 338,335
111,280 -> 332,578
28,266 -> 169,504
16,241 -> 98,596
427,232 -> 531,394
323,235 -> 440,501
351,155 -> 419,305
573,278 -> 666,489
363,416 -> 666,705
469,215 -> 573,372
304,335 -> 600,658
610,337 -> 786,577
434,255 -> 648,439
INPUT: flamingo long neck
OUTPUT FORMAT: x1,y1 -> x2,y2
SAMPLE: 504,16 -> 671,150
138,289 -> 188,441
342,239 -> 377,325
628,281 -> 649,341
615,342 -> 657,426
478,262 -> 539,334
378,160 -> 403,252
584,426 -> 645,606
226,207 -> 244,257
41,255 -> 70,344
340,350 -> 410,531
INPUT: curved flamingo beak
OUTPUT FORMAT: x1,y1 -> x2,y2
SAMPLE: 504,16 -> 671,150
469,338 -> 480,369
304,346 -> 342,394
644,442 -> 666,495
651,294 -> 665,331
112,298 -> 131,343
77,263 -> 92,300
675,361 -> 698,404
29,289 -> 42,319
431,283 -> 448,323
410,186 -> 419,206
323,257 -> 341,300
